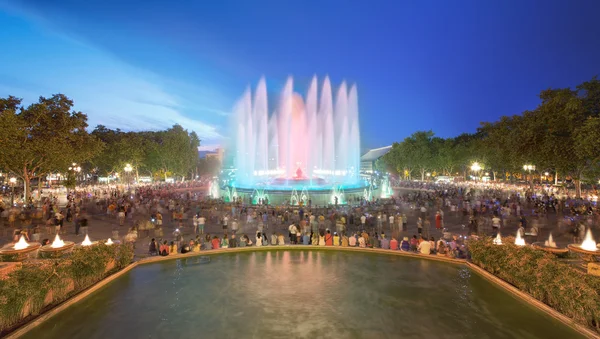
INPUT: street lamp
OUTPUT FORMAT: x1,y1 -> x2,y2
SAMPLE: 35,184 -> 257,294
9,177 -> 16,206
470,162 -> 482,181
523,164 -> 535,189
124,164 -> 133,191
426,172 -> 431,181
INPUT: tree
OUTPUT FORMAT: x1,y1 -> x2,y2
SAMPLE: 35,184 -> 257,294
147,125 -> 200,181
0,94 -> 103,200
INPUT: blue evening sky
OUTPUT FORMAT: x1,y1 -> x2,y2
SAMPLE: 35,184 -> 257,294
1,0 -> 599,150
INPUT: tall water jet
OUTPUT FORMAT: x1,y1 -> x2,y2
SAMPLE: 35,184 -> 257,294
253,77 -> 269,172
320,77 -> 335,172
334,82 -> 349,173
348,84 -> 360,181
306,76 -> 318,177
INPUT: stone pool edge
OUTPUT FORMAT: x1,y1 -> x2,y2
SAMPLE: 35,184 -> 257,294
5,246 -> 599,339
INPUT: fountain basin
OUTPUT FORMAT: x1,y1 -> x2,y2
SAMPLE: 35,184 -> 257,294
532,243 -> 569,256
567,244 -> 599,263
39,242 -> 76,259
0,242 -> 42,262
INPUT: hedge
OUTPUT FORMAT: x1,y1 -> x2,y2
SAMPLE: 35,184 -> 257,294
468,236 -> 600,333
0,243 -> 134,335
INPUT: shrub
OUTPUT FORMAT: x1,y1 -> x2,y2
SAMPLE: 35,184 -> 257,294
468,236 -> 600,333
0,244 -> 134,334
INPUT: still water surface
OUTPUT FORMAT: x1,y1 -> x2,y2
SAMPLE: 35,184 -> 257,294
22,250 -> 583,339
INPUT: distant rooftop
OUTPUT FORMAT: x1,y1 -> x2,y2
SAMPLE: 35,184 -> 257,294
361,145 -> 392,162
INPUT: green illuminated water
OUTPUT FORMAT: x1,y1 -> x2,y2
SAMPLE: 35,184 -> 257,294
22,251 -> 583,339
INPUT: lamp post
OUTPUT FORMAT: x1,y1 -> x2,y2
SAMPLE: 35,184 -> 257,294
523,164 -> 535,190
426,172 -> 431,181
544,172 -> 549,184
9,177 -> 16,206
470,162 -> 482,181
124,164 -> 133,191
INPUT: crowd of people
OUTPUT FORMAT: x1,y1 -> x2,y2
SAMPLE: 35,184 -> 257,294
1,178 -> 598,256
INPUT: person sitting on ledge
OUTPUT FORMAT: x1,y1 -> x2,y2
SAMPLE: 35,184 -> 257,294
181,242 -> 191,254
349,233 -> 357,247
221,234 -> 229,248
318,230 -> 326,246
256,232 -> 263,246
436,238 -> 447,256
371,232 -> 380,248
358,233 -> 366,248
409,235 -> 418,252
311,232 -> 318,245
333,232 -> 340,246
341,234 -> 349,247
159,240 -> 169,256
324,230 -> 333,246
169,241 -> 177,255
417,237 -> 431,255
229,234 -> 238,248
303,232 -> 311,245
149,238 -> 158,256
389,236 -> 398,250
211,235 -> 220,249
204,234 -> 212,250
192,239 -> 201,252
271,233 -> 278,245
278,233 -> 286,245
400,237 -> 410,251
238,235 -> 247,247
429,237 -> 436,255
380,233 -> 389,249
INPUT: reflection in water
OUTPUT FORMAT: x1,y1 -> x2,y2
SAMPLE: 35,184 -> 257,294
21,251 -> 584,339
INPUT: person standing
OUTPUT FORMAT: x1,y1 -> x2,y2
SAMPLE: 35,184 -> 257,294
198,214 -> 205,235
435,211 -> 442,230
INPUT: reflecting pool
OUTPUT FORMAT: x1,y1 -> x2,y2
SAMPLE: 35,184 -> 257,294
22,251 -> 583,339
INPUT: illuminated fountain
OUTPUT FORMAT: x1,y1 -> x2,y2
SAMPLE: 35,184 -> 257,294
208,179 -> 220,199
39,234 -> 75,258
105,238 -> 114,245
533,233 -> 568,255
514,231 -> 526,246
222,76 -> 368,205
0,236 -> 41,261
80,234 -> 97,247
492,233 -> 502,245
568,228 -> 599,264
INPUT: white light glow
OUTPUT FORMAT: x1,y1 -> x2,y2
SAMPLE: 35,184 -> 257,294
515,231 -> 525,246
581,229 -> 597,252
14,235 -> 29,250
51,234 -> 66,248
493,233 -> 502,245
106,238 -> 114,245
81,234 -> 93,246
544,233 -> 556,248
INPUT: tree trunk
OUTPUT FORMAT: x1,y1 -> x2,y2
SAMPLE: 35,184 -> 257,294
575,178 -> 582,198
420,169 -> 425,181
492,171 -> 497,181
554,172 -> 558,185
22,166 -> 30,203
38,177 -> 42,202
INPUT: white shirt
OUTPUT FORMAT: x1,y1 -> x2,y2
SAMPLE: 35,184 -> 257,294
198,217 -> 206,225
360,216 -> 366,224
418,240 -> 432,255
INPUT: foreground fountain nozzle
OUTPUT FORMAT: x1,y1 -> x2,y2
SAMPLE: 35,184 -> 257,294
493,233 -> 502,245
51,234 -> 66,248
515,231 -> 525,246
81,234 -> 93,246
14,235 -> 30,250
580,229 -> 597,252
544,233 -> 557,248
105,238 -> 114,245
